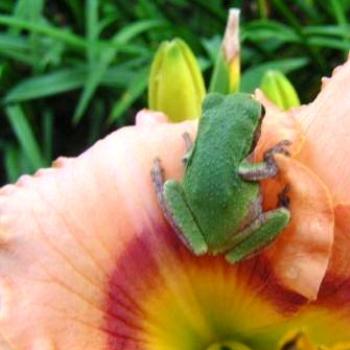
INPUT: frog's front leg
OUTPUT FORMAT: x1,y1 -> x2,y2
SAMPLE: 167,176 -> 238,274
225,206 -> 290,263
151,158 -> 208,255
238,140 -> 291,181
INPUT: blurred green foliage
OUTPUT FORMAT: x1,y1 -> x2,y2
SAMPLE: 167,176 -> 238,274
0,0 -> 349,184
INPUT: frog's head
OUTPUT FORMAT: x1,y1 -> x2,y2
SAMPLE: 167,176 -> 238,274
199,93 -> 263,160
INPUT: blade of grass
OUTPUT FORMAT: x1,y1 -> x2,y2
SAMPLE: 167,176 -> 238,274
64,0 -> 83,30
112,19 -> 165,44
0,33 -> 35,64
86,0 -> 99,64
0,33 -> 29,50
0,15 -> 151,54
293,0 -> 320,20
13,0 -> 44,22
42,109 -> 53,162
108,68 -> 148,124
241,57 -> 309,93
72,46 -> 114,124
4,145 -> 22,183
242,20 -> 300,43
13,0 -> 46,72
308,36 -> 350,50
73,19 -> 164,124
88,99 -> 105,144
0,0 -> 12,12
191,0 -> 226,22
304,25 -> 350,37
271,0 -> 326,72
0,15 -> 87,50
4,58 -> 150,102
4,67 -> 87,102
257,0 -> 269,18
0,49 -> 35,64
5,104 -> 45,170
330,0 -> 349,55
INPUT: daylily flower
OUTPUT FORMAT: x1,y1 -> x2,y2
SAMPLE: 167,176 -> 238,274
1,60 -> 350,349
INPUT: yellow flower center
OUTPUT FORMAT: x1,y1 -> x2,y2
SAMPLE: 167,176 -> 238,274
206,340 -> 251,350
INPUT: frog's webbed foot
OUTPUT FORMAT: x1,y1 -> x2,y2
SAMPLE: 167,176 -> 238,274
151,158 -> 208,255
182,132 -> 194,165
238,140 -> 292,181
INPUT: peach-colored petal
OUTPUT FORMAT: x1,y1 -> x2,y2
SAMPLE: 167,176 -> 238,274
326,204 -> 350,280
0,116 -> 196,349
253,91 -> 333,299
262,155 -> 334,300
135,109 -> 169,126
296,58 -> 350,204
254,89 -> 305,159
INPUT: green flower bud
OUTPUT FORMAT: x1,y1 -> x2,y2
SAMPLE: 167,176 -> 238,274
148,38 -> 205,122
209,8 -> 240,94
260,70 -> 300,110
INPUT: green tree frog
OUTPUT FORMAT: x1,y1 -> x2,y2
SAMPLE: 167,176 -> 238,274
152,93 -> 291,263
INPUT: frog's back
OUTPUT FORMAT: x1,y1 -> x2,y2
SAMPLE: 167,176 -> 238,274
182,93 -> 262,250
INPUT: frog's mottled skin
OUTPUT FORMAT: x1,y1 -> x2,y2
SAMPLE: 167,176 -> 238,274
152,93 -> 290,263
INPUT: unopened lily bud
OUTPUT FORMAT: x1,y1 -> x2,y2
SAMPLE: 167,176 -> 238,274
260,70 -> 300,110
209,8 -> 240,94
148,38 -> 205,122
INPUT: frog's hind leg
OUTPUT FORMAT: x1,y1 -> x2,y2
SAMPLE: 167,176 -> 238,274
225,207 -> 290,264
151,158 -> 208,255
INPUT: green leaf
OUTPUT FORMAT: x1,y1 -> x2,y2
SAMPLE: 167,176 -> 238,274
4,67 -> 87,102
208,50 -> 230,94
64,0 -> 83,30
5,58 -> 151,102
0,33 -> 35,64
73,19 -> 165,124
242,20 -> 300,43
42,109 -> 54,162
5,104 -> 45,171
0,15 -> 87,50
72,46 -> 115,124
240,57 -> 309,93
13,0 -> 44,22
4,145 -> 22,183
108,68 -> 148,123
113,19 -> 165,44
86,0 -> 99,64
304,25 -> 350,37
201,35 -> 221,64
308,36 -> 350,50
0,0 -> 12,12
